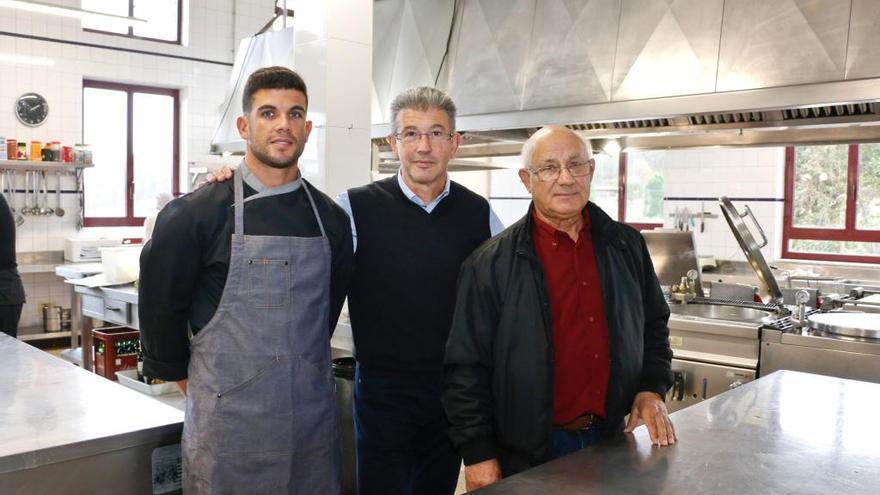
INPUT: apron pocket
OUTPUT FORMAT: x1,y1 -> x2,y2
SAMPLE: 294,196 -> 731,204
210,356 -> 336,457
246,258 -> 291,309
211,357 -> 296,456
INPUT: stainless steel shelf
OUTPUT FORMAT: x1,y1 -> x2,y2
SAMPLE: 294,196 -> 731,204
0,159 -> 94,171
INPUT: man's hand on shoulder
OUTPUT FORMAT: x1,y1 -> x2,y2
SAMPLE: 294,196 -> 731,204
624,391 -> 677,446
465,458 -> 502,491
200,165 -> 236,187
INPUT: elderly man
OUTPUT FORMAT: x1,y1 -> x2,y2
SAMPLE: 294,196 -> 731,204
443,125 -> 675,491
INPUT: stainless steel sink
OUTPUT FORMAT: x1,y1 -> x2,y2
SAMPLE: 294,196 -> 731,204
669,303 -> 775,324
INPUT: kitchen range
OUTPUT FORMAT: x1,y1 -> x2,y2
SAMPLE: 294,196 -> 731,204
646,197 -> 880,413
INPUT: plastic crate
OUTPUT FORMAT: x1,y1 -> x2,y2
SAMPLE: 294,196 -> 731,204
92,326 -> 140,380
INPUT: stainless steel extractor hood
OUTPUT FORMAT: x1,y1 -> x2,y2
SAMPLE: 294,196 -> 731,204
371,0 -> 880,157
210,27 -> 296,154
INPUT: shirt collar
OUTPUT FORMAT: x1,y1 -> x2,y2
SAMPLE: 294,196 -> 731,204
397,169 -> 450,208
531,208 -> 590,240
240,158 -> 302,194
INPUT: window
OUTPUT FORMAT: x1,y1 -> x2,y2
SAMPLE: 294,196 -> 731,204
590,152 -> 664,230
590,153 -> 619,220
82,0 -> 182,44
83,81 -> 179,227
619,151 -> 665,230
783,144 -> 880,263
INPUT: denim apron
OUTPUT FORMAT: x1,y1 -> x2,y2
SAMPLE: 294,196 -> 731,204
183,170 -> 340,494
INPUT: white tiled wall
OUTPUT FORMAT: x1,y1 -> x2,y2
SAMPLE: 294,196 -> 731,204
1,1 -> 273,329
656,147 -> 786,263
19,273 -> 71,331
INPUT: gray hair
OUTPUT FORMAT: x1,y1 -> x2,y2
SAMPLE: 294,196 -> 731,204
390,87 -> 457,132
520,126 -> 593,168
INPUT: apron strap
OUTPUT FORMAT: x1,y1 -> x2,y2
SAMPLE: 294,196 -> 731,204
301,181 -> 327,239
233,169 -> 245,236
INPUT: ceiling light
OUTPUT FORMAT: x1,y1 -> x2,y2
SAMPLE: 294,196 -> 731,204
0,0 -> 147,27
601,139 -> 622,155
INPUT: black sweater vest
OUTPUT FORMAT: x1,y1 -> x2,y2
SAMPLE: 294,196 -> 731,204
347,176 -> 491,373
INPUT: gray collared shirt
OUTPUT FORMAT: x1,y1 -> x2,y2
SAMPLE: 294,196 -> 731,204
239,159 -> 303,200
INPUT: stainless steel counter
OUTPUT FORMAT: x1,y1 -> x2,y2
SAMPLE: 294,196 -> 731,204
0,334 -> 184,494
473,371 -> 880,494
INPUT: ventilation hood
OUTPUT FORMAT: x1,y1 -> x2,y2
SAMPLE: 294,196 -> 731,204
210,27 -> 296,154
372,0 -> 880,160
375,96 -> 880,164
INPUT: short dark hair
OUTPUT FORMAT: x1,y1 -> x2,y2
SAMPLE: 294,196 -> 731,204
242,66 -> 308,113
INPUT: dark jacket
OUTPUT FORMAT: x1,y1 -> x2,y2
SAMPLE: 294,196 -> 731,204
442,202 -> 672,473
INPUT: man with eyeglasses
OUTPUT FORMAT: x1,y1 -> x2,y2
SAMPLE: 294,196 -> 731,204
443,125 -> 675,491
336,86 -> 503,495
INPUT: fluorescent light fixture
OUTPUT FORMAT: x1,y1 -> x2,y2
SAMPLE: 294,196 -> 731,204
0,52 -> 56,66
601,139 -> 622,155
0,0 -> 148,27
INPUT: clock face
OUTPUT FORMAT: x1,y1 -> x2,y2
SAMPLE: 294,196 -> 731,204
15,93 -> 49,127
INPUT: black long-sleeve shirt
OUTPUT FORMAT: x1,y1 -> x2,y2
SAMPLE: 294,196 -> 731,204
1,194 -> 25,305
138,177 -> 354,381
1,194 -> 17,272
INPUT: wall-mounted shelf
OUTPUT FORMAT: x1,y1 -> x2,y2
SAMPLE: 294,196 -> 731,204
0,160 -> 94,172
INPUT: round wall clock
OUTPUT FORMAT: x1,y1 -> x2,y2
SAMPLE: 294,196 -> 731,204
15,92 -> 49,127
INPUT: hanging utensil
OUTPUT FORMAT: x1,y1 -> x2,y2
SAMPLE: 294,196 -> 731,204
41,171 -> 53,216
700,201 -> 705,233
54,171 -> 65,217
76,168 -> 84,230
32,170 -> 41,215
21,171 -> 31,215
7,171 -> 24,225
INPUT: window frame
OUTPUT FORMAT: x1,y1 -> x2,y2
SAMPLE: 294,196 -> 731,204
782,144 -> 880,264
617,152 -> 664,231
82,80 -> 180,228
82,0 -> 183,45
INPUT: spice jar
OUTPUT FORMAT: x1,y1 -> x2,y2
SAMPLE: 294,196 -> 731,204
17,142 -> 27,160
5,139 -> 15,160
30,141 -> 42,162
51,141 -> 62,161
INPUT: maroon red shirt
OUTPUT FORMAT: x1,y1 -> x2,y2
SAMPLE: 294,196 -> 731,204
532,210 -> 611,424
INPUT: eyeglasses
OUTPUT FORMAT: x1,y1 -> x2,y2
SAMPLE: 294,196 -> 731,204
528,160 -> 594,182
393,129 -> 454,144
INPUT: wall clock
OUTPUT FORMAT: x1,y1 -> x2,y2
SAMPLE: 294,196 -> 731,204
15,92 -> 49,127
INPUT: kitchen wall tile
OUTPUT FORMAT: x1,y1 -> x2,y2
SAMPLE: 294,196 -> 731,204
2,2 -> 274,329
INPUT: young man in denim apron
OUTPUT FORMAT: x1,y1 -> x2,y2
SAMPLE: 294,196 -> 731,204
139,67 -> 354,494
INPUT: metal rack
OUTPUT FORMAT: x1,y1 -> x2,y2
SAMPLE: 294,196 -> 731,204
0,159 -> 94,172
2,161 -> 90,229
